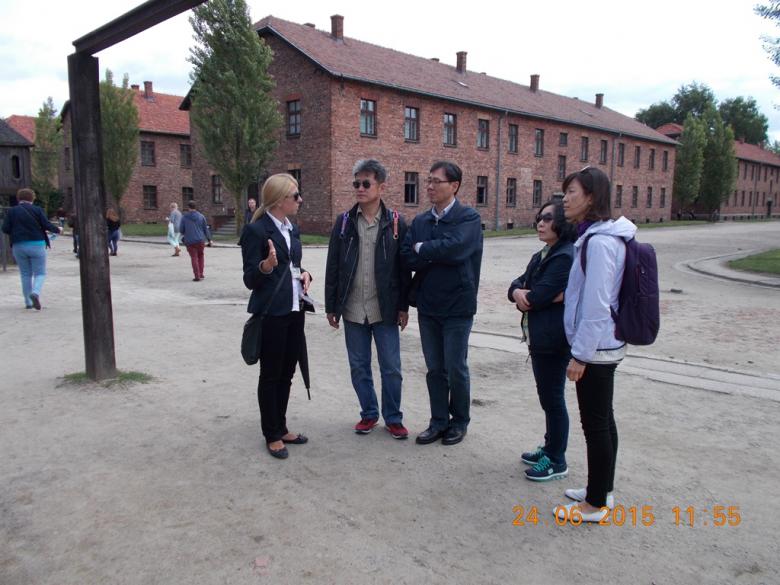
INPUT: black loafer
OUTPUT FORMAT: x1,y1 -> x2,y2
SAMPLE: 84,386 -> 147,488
282,434 -> 308,445
442,427 -> 467,446
415,427 -> 446,445
266,444 -> 289,459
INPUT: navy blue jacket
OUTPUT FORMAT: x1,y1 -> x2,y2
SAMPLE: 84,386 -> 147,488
240,212 -> 308,317
180,210 -> 211,245
324,201 -> 411,325
2,202 -> 60,244
508,239 -> 574,354
401,200 -> 483,317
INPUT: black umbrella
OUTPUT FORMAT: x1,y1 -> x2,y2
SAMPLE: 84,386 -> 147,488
297,329 -> 311,400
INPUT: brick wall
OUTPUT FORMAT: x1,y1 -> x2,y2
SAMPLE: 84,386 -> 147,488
723,159 -> 780,217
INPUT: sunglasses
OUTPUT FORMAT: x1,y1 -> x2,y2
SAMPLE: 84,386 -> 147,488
535,213 -> 554,223
286,192 -> 302,201
352,180 -> 373,189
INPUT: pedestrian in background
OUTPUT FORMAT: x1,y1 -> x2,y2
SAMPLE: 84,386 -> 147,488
167,202 -> 182,257
180,200 -> 213,281
106,208 -> 121,256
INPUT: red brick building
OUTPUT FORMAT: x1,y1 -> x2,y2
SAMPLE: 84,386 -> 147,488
656,123 -> 780,219
187,15 -> 677,234
60,82 -> 195,223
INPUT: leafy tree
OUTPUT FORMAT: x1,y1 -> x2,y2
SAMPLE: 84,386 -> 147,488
636,100 -> 676,128
672,82 -> 717,122
755,2 -> 780,88
188,0 -> 282,234
718,96 -> 769,145
100,70 -> 139,214
768,139 -> 780,155
31,97 -> 62,214
672,114 -> 706,209
699,111 -> 737,213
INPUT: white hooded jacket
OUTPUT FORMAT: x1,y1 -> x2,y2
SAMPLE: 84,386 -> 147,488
564,217 -> 637,363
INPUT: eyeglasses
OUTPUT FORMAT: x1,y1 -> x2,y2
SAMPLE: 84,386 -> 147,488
535,213 -> 554,224
286,192 -> 302,201
352,180 -> 373,189
426,177 -> 452,186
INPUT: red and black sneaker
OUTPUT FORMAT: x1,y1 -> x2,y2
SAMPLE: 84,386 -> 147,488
386,423 -> 409,440
354,418 -> 379,434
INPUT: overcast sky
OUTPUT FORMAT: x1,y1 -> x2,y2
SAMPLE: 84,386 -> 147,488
2,0 -> 780,141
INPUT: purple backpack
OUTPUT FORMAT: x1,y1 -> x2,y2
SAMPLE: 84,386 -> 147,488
581,234 -> 660,346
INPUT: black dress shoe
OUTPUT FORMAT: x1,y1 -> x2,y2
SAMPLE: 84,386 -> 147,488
442,427 -> 467,445
266,444 -> 289,459
282,434 -> 308,444
415,427 -> 446,445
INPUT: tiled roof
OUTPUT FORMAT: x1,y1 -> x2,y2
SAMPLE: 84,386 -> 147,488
5,115 -> 36,143
734,140 -> 780,166
0,118 -> 33,147
254,15 -> 677,146
131,87 -> 189,136
655,122 -> 683,137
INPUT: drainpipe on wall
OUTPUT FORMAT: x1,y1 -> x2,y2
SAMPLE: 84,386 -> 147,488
494,111 -> 505,230
752,164 -> 759,217
610,133 -> 620,213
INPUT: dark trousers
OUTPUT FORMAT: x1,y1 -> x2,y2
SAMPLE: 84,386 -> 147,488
257,311 -> 304,443
186,242 -> 205,279
530,352 -> 570,465
418,314 -> 473,431
575,363 -> 618,508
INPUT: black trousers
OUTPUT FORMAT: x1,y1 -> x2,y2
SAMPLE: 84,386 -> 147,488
575,363 -> 618,508
257,311 -> 304,443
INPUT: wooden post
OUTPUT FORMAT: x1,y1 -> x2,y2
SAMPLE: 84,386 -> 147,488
67,52 -> 117,381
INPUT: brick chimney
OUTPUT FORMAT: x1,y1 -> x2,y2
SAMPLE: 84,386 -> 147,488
456,51 -> 467,74
530,74 -> 539,92
131,84 -> 139,91
431,57 -> 439,62
143,81 -> 153,99
595,93 -> 604,108
304,22 -> 315,28
331,14 -> 343,40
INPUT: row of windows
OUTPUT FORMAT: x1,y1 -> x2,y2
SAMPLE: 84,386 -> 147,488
287,99 -> 670,168
142,185 -> 194,210
740,161 -> 780,183
727,189 -> 779,208
613,185 -> 667,209
141,142 -> 192,168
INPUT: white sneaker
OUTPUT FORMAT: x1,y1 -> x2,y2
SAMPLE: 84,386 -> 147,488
553,501 -> 610,523
564,487 -> 614,509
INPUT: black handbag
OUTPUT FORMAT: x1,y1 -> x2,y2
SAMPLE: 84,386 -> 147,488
241,264 -> 290,365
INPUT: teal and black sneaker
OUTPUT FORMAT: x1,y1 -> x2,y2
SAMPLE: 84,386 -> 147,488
524,455 -> 568,482
521,445 -> 545,465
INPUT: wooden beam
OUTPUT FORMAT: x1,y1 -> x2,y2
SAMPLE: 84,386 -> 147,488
73,0 -> 206,55
67,52 -> 118,381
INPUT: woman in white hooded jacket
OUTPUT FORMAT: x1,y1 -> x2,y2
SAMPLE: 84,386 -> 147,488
556,166 -> 636,524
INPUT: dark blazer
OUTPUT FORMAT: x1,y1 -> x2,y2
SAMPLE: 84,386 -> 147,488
2,203 -> 60,244
240,212 -> 307,317
508,239 -> 574,354
324,201 -> 411,325
400,199 -> 483,317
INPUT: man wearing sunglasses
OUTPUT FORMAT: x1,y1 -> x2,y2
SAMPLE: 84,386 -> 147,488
401,161 -> 483,446
325,159 -> 412,439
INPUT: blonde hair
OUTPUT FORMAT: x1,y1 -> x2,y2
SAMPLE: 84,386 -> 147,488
17,188 -> 35,202
252,173 -> 298,222
106,208 -> 119,222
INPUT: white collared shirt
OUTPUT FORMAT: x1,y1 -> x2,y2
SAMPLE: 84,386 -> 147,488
267,212 -> 302,312
415,198 -> 457,253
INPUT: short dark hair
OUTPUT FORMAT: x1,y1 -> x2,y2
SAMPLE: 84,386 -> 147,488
353,159 -> 387,183
538,199 -> 576,242
187,200 -> 197,210
429,160 -> 462,194
562,166 -> 612,221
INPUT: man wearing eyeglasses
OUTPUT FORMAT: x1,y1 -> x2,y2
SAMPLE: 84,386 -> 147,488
325,159 -> 412,439
401,161 -> 483,446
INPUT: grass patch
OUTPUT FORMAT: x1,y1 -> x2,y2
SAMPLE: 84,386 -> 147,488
300,234 -> 330,246
638,220 -> 708,229
62,370 -> 154,388
483,227 -> 537,238
120,223 -> 167,237
728,249 -> 780,275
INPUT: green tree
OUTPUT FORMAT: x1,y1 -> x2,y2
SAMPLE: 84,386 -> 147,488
188,0 -> 282,234
699,111 -> 737,213
768,139 -> 780,155
672,114 -> 706,210
718,96 -> 769,144
672,82 -> 717,121
100,70 -> 139,214
31,97 -> 62,214
755,2 -> 780,88
636,100 -> 676,128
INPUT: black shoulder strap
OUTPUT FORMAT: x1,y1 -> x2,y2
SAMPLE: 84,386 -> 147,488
19,204 -> 51,248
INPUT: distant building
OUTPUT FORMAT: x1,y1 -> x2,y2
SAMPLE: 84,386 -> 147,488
0,118 -> 32,206
60,81 -> 195,223
656,123 -> 780,219
183,15 -> 677,234
6,114 -> 60,191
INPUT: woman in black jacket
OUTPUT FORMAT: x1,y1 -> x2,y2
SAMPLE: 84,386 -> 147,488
508,199 -> 575,481
239,173 -> 312,460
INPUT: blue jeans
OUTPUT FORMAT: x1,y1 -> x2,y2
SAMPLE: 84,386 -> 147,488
343,319 -> 403,424
12,241 -> 47,307
418,314 -> 473,432
530,352 -> 570,465
108,229 -> 120,254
